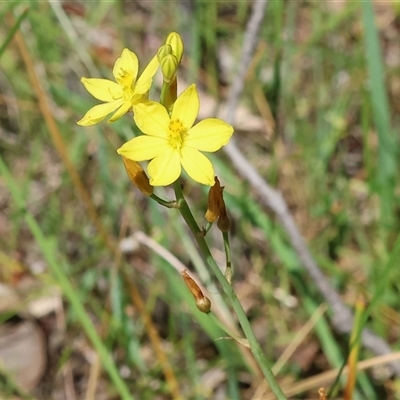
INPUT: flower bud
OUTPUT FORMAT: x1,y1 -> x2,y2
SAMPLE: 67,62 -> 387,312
166,32 -> 184,64
157,44 -> 172,63
181,269 -> 211,313
121,156 -> 153,195
160,54 -> 178,83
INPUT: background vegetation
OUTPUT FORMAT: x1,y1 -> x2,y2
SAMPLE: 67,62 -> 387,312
1,1 -> 400,399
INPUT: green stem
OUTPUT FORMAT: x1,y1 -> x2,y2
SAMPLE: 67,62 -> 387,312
160,82 -> 169,110
173,181 -> 286,399
150,193 -> 179,208
0,156 -> 134,400
222,231 -> 232,283
208,313 -> 249,347
0,7 -> 29,59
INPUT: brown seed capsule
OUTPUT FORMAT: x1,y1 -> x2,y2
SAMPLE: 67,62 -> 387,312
205,177 -> 224,223
121,156 -> 153,196
205,176 -> 230,232
181,269 -> 211,313
318,388 -> 328,400
195,296 -> 211,313
217,200 -> 231,232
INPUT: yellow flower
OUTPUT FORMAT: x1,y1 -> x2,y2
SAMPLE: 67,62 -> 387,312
117,84 -> 234,186
77,49 -> 158,126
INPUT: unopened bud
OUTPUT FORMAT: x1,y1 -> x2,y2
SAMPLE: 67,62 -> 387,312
121,156 -> 153,195
160,54 -> 178,83
166,32 -> 184,64
157,44 -> 172,63
181,269 -> 211,313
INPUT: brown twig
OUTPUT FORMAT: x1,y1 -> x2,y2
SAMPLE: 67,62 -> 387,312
222,0 -> 400,376
262,351 -> 400,399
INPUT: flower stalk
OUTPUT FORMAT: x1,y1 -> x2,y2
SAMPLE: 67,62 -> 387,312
173,182 -> 286,399
77,31 -> 286,399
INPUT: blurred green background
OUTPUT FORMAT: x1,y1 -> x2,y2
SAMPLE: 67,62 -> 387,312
1,1 -> 400,399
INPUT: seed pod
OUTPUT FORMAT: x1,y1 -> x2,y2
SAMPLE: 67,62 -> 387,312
195,296 -> 211,313
121,156 -> 153,195
181,269 -> 211,314
217,202 -> 231,232
205,177 -> 223,223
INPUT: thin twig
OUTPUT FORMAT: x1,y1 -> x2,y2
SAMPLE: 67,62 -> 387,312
223,0 -> 400,376
263,351 -> 400,400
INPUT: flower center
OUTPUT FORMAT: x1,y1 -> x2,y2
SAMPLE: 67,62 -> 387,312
114,68 -> 135,101
168,119 -> 188,150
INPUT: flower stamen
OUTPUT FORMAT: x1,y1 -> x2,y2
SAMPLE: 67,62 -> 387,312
168,118 -> 187,149
116,68 -> 133,87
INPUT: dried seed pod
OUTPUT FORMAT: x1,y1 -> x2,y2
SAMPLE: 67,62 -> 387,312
181,269 -> 211,314
205,176 -> 224,223
121,156 -> 153,195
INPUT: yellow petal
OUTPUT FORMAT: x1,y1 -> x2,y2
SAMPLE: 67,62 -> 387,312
131,94 -> 150,105
171,84 -> 199,129
109,101 -> 131,122
81,78 -> 121,102
113,48 -> 139,85
117,136 -> 167,161
135,55 -> 159,94
180,147 -> 215,185
148,148 -> 181,186
77,100 -> 124,126
185,118 -> 234,152
133,102 -> 170,138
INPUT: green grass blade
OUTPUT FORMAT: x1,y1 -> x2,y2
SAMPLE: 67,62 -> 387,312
0,7 -> 29,59
362,0 -> 397,226
0,155 -> 134,400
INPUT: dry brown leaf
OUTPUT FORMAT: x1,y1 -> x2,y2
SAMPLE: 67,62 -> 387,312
0,320 -> 46,391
